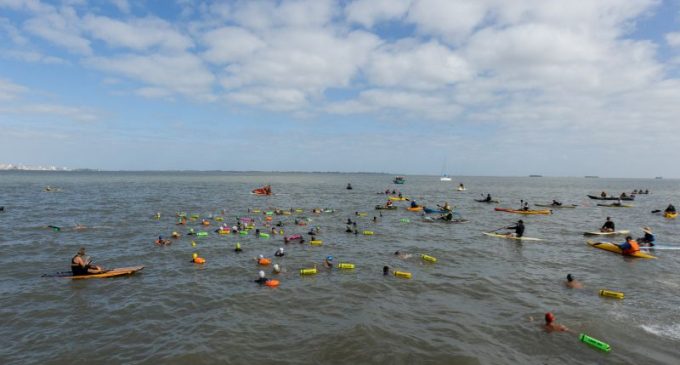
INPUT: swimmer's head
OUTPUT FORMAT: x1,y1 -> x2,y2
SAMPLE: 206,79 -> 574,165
278,247 -> 284,253
383,266 -> 389,275
273,264 -> 281,273
518,220 -> 524,224
326,255 -> 333,261
567,274 -> 573,282
545,312 -> 555,324
259,254 -> 264,259
259,270 -> 265,278
394,251 -> 400,255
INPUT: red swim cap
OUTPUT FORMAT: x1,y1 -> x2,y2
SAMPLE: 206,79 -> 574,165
545,312 -> 555,323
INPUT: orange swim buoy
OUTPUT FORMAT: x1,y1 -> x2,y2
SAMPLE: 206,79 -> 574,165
265,279 -> 280,287
193,257 -> 206,264
258,258 -> 272,266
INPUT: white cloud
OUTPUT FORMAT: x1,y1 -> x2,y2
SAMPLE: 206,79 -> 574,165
201,26 -> 264,64
228,0 -> 336,30
0,49 -> 67,64
86,53 -> 215,100
666,32 -> 680,47
0,78 -> 27,100
406,0 -> 489,43
110,0 -> 130,13
23,6 -> 92,54
365,39 -> 473,90
0,103 -> 101,122
82,15 -> 193,51
345,0 -> 412,27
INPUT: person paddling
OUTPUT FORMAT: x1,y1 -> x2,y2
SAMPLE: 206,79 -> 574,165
617,236 -> 640,256
484,194 -> 492,202
71,247 -> 104,275
637,227 -> 655,247
665,204 -> 676,214
601,217 -> 615,232
552,200 -> 562,206
505,220 -> 525,238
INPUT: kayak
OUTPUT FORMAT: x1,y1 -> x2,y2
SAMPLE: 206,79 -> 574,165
586,240 -> 656,259
375,205 -> 398,210
474,199 -> 499,203
482,232 -> 543,241
423,207 -> 450,214
535,204 -> 578,208
583,230 -> 630,236
494,208 -> 552,215
422,217 -> 469,224
597,203 -> 634,208
588,195 -> 634,201
457,188 -> 466,191
664,212 -> 678,219
43,266 -> 145,279
388,196 -> 409,201
406,206 -> 423,212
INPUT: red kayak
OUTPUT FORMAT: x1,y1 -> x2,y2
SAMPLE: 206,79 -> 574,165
252,185 -> 272,195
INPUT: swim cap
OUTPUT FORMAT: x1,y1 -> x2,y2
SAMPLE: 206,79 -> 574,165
394,251 -> 400,255
259,254 -> 264,259
606,216 -> 611,220
326,255 -> 333,261
279,247 -> 284,252
567,274 -> 573,282
259,270 -> 265,278
518,220 -> 523,223
545,312 -> 555,323
273,264 -> 281,273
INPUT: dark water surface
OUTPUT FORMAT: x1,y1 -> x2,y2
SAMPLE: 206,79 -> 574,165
1,172 -> 678,364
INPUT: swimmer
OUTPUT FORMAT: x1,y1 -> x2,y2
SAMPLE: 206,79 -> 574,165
234,243 -> 242,253
383,266 -> 390,275
272,264 -> 281,274
274,247 -> 285,257
156,235 -> 171,245
544,312 -> 569,332
565,274 -> 583,289
323,255 -> 333,269
373,216 -> 378,223
254,270 -> 270,285
394,251 -> 412,259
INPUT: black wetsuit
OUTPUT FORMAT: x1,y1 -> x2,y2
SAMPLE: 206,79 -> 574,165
602,221 -> 615,231
507,223 -> 525,237
71,256 -> 89,275
275,251 -> 285,257
254,277 -> 269,284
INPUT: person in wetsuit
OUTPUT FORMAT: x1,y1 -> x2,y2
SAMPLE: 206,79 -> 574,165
665,204 -> 676,214
254,270 -> 270,285
552,200 -> 562,206
601,217 -> 615,232
484,194 -> 492,202
506,220 -> 525,238
637,227 -> 655,246
71,247 -> 103,275
441,212 -> 454,221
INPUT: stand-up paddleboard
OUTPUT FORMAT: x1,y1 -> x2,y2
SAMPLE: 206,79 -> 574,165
586,241 -> 656,259
482,232 -> 543,241
583,230 -> 630,236
43,266 -> 144,279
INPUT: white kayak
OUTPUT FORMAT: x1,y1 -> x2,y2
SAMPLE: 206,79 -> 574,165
583,230 -> 630,236
482,232 -> 543,241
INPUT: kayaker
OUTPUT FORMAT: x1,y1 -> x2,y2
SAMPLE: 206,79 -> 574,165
441,212 -> 454,221
459,183 -> 465,190
346,183 -> 352,190
346,218 -> 353,225
620,192 -> 628,199
397,192 -> 402,197
71,247 -> 104,275
372,216 -> 378,223
565,274 -> 583,289
601,217 -> 615,232
665,204 -> 676,214
274,247 -> 285,257
323,256 -> 333,269
617,236 -> 640,256
272,264 -> 281,274
552,200 -> 562,206
484,194 -> 492,202
505,220 -> 525,238
544,312 -> 568,332
523,202 -> 530,211
386,200 -> 393,207
637,227 -> 655,247
600,191 -> 607,198
410,200 -> 418,208
345,225 -> 353,233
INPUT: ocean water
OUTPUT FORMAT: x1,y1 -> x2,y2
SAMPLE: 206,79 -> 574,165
0,171 -> 678,364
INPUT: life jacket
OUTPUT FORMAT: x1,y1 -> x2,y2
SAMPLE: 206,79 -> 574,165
623,240 -> 640,255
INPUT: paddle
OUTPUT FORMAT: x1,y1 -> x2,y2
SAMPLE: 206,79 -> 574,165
651,210 -> 661,214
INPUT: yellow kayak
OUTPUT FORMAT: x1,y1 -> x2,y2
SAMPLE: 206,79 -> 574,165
586,241 -> 656,259
494,208 -> 552,215
406,206 -> 423,212
388,196 -> 409,201
664,212 -> 678,219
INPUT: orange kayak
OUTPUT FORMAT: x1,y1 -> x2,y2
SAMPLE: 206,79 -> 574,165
494,208 -> 551,215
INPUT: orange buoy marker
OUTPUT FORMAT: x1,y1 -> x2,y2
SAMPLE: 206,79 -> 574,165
192,253 -> 205,264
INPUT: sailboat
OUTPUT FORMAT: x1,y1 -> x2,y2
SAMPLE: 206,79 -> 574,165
440,159 -> 452,181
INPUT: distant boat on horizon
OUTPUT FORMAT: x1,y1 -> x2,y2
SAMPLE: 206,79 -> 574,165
529,175 -> 542,177
585,176 -> 599,178
655,176 -> 663,179
439,158 -> 452,181
393,176 -> 406,184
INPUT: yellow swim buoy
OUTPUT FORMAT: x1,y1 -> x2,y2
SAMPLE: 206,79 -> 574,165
300,268 -> 317,275
421,254 -> 437,263
337,263 -> 355,269
362,230 -> 374,235
599,289 -> 624,299
394,271 -> 412,279
310,240 -> 323,246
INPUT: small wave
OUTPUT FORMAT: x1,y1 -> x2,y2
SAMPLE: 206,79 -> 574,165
641,324 -> 680,341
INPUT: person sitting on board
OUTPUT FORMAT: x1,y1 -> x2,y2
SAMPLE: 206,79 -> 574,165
612,199 -> 622,207
544,312 -> 568,332
600,191 -> 607,198
386,200 -> 393,207
617,236 -> 640,256
484,194 -> 492,202
552,200 -> 562,206
522,202 -> 530,211
346,183 -> 352,190
637,227 -> 655,247
565,274 -> 583,289
397,192 -> 403,198
156,235 -> 171,245
645,189 -> 649,194
505,220 -> 525,238
440,211 -> 454,221
601,217 -> 615,232
665,204 -> 676,214
71,247 -> 104,275
620,192 -> 628,198
633,189 -> 638,194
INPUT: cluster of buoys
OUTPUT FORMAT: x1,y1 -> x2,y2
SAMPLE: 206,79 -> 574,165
192,253 -> 205,264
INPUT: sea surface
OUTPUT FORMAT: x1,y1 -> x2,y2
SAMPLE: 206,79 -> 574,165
0,171 -> 678,364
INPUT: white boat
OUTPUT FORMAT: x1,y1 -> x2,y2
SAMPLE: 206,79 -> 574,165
439,159 -> 452,181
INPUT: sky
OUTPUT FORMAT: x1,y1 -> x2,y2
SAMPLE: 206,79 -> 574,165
1,0 -> 680,177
